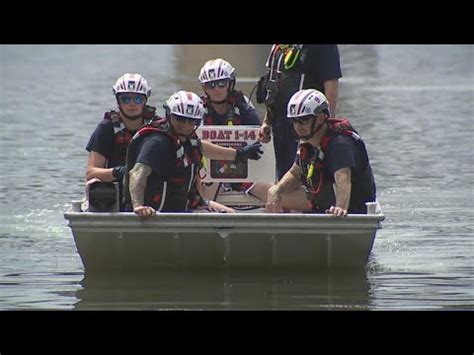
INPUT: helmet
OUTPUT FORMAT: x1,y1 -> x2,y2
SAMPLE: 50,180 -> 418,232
287,89 -> 330,119
112,73 -> 151,97
198,58 -> 235,84
164,91 -> 205,120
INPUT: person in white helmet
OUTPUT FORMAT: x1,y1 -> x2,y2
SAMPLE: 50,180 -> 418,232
198,58 -> 263,201
263,89 -> 376,217
85,73 -> 159,210
257,45 -> 342,181
198,58 -> 260,126
124,91 -> 264,218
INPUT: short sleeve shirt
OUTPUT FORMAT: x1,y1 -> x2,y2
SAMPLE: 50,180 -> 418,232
85,120 -> 115,159
134,134 -> 174,177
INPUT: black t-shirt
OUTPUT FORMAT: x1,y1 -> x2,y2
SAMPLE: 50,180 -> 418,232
134,134 -> 174,177
86,120 -> 115,159
303,45 -> 343,92
325,135 -> 364,177
85,119 -> 137,167
295,134 -> 376,213
131,134 -> 202,212
206,94 -> 261,126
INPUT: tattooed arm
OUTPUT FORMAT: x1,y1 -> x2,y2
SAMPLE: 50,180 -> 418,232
129,162 -> 156,218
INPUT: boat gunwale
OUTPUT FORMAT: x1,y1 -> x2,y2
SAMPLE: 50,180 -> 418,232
64,208 -> 385,232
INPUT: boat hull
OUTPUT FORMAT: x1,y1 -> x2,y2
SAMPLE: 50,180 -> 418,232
65,206 -> 384,272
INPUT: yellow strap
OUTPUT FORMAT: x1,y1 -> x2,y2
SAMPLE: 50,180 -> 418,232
307,163 -> 314,183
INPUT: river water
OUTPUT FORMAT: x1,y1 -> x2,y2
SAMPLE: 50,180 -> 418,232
0,45 -> 472,310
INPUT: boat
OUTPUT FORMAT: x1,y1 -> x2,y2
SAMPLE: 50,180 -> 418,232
65,126 -> 384,272
64,197 -> 384,272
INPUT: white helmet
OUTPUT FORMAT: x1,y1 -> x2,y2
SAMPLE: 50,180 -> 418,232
112,73 -> 151,97
165,91 -> 205,120
198,58 -> 235,84
287,89 -> 330,119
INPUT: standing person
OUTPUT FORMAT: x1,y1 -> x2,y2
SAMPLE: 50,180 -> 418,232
264,89 -> 376,216
258,45 -> 342,180
124,91 -> 263,218
198,58 -> 262,200
85,73 -> 159,210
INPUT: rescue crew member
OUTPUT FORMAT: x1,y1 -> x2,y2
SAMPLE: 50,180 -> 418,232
85,73 -> 161,211
124,91 -> 264,218
197,58 -> 263,200
257,45 -> 342,180
264,89 -> 376,217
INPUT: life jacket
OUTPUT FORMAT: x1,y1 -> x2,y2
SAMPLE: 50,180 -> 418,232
297,118 -> 372,211
103,105 -> 159,167
123,119 -> 205,212
258,45 -> 324,125
201,90 -> 246,126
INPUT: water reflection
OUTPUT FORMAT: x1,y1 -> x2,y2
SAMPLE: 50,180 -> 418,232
75,269 -> 370,310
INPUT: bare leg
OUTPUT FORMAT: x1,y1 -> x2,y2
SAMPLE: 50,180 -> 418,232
250,182 -> 312,212
279,186 -> 312,212
247,182 -> 272,201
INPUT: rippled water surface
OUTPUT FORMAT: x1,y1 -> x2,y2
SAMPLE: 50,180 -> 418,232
0,45 -> 472,310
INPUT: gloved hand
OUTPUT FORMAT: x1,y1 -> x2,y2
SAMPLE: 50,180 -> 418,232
235,142 -> 264,161
112,165 -> 126,182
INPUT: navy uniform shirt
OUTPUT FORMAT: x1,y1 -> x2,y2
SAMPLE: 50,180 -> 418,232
206,94 -> 261,126
86,119 -> 137,168
295,134 -> 376,214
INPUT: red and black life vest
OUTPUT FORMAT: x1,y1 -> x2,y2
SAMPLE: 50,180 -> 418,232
124,119 -> 205,212
201,90 -> 245,126
103,105 -> 159,167
297,118 -> 368,211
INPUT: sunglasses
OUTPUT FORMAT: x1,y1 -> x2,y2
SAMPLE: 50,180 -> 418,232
291,115 -> 314,124
205,79 -> 229,89
174,115 -> 201,126
118,95 -> 145,105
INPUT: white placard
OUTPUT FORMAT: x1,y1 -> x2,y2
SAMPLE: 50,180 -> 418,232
196,125 -> 276,183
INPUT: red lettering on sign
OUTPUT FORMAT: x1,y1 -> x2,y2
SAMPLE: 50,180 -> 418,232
243,131 -> 256,140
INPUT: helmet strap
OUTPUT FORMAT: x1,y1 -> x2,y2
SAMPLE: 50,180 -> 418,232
297,115 -> 327,141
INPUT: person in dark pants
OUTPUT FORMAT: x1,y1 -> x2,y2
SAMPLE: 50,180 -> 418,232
263,89 -> 376,216
258,45 -> 342,180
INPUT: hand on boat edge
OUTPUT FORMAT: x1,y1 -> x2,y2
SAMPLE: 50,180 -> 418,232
325,206 -> 347,217
207,200 -> 236,213
134,205 -> 156,218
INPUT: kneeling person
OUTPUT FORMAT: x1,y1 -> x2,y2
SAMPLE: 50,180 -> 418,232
264,89 -> 376,216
